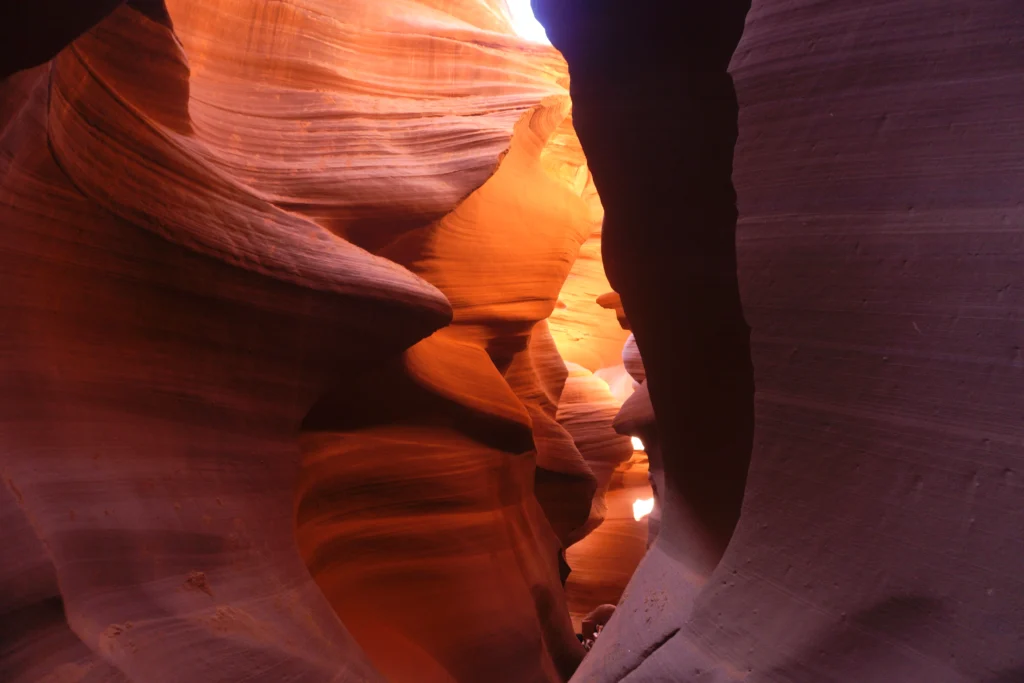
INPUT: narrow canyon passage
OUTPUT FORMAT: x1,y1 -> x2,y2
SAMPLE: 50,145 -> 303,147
1,1 -> 1022,683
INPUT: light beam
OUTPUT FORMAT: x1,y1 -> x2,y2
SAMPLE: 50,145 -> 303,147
632,497 -> 655,521
505,0 -> 551,44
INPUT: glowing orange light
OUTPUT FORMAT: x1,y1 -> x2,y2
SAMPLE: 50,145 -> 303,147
632,497 -> 654,521
631,436 -> 644,451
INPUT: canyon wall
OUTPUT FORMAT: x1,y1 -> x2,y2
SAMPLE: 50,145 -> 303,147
5,0 -> 1021,680
0,2 -> 626,681
537,0 -> 1024,681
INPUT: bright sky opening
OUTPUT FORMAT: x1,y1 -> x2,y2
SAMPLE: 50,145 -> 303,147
505,0 -> 551,44
633,497 -> 655,521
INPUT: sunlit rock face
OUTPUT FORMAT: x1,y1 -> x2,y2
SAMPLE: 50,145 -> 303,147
295,94 -> 596,682
541,113 -> 630,387
554,364 -> 649,630
548,223 -> 630,374
546,170 -> 631,388
538,0 -> 1024,681
518,322 -> 600,557
0,1 -> 620,682
613,337 -> 662,548
160,0 -> 571,252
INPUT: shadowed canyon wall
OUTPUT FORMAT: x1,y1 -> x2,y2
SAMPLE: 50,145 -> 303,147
537,0 -> 1024,681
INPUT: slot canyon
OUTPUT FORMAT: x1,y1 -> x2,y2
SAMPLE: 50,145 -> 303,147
0,1 -> 1021,681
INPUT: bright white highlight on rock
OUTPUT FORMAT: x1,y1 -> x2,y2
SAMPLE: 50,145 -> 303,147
633,497 -> 655,521
631,436 -> 644,451
505,0 -> 551,44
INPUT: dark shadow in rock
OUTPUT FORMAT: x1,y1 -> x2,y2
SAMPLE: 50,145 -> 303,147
127,0 -> 173,28
0,0 -> 124,78
982,667 -> 1024,683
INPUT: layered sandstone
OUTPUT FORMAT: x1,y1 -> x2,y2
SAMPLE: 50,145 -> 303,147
1,49 -> 433,681
538,1 -> 1024,681
0,1 -> 612,682
295,92 -> 598,682
8,0 -> 1019,681
555,364 -> 648,630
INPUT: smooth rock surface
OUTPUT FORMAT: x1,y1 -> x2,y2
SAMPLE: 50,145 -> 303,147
538,0 -> 1024,681
0,2 -> 609,682
296,93 -> 596,682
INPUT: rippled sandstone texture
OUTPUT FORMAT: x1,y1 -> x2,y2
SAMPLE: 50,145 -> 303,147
554,363 -> 645,630
537,0 -> 1024,681
295,95 -> 598,682
0,484 -> 129,683
7,0 -> 1022,681
0,1 -> 621,682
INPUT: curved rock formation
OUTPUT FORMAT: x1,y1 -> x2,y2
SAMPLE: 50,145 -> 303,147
1,2 -> 602,682
613,339 -> 661,549
9,0 -> 1020,680
555,363 -> 646,630
620,334 -> 646,386
0,485 -> 129,683
538,0 -> 1024,681
514,321 -> 599,555
295,92 -> 595,682
4,94 -> 380,683
548,228 -> 630,373
542,116 -> 629,375
162,0 -> 568,254
1,34 -> 452,677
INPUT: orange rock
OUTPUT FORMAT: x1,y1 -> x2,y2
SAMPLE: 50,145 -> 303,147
296,74 -> 597,681
1,2 -> 598,682
555,363 -> 649,629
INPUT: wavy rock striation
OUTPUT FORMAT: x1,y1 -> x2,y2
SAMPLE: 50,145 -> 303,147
538,0 -> 1024,681
554,364 -> 646,630
294,83 -> 599,681
1,2 -> 615,682
1,22 -> 450,675
0,485 -> 129,683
